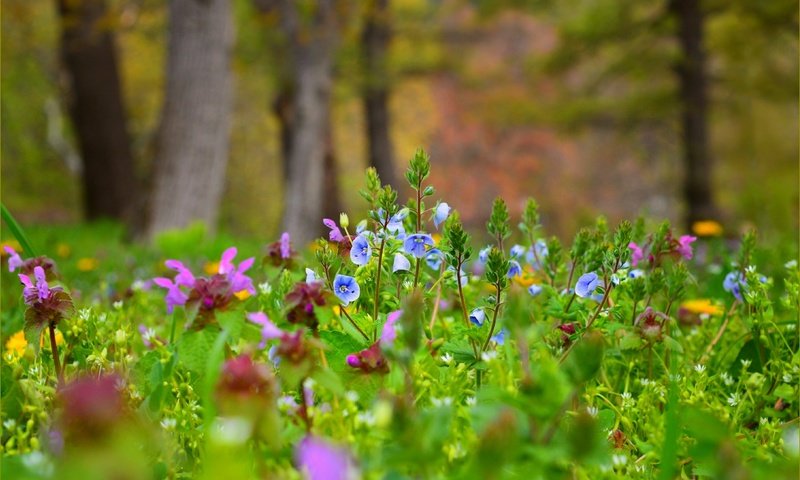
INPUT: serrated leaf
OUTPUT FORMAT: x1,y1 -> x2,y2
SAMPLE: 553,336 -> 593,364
177,326 -> 221,374
662,335 -> 683,354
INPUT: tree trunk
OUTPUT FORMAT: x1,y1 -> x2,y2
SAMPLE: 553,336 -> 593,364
146,0 -> 234,238
278,0 -> 339,245
362,0 -> 399,189
671,0 -> 717,231
322,121 -> 343,221
57,0 -> 138,223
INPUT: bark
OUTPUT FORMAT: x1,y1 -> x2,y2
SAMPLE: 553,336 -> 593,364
362,0 -> 399,189
146,0 -> 234,238
277,0 -> 339,245
322,123 -> 343,221
670,0 -> 717,230
57,0 -> 138,223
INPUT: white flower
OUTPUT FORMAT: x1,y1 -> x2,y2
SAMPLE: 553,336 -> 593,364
759,417 -> 769,426
727,393 -> 740,407
465,396 -> 477,406
783,374 -> 793,383
720,372 -> 735,386
356,411 -> 376,427
785,260 -> 798,269
740,359 -> 752,369
481,351 -> 498,362
440,353 -> 454,365
161,418 -> 177,430
3,419 -> 16,431
694,364 -> 706,374
586,406 -> 598,417
612,454 -> 628,468
345,391 -> 359,403
113,300 -> 123,310
258,282 -> 272,295
431,397 -> 453,407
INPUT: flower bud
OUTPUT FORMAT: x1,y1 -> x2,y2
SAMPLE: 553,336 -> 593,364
339,213 -> 350,229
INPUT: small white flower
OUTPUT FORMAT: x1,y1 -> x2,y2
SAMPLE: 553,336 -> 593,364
258,282 -> 272,295
142,327 -> 157,343
759,417 -> 769,426
356,411 -> 376,427
639,378 -> 651,386
481,351 -> 498,362
694,364 -> 706,374
98,313 -> 107,323
465,396 -> 477,406
740,359 -> 752,369
345,391 -> 359,403
3,419 -> 16,431
212,417 -> 252,445
161,418 -> 177,430
727,393 -> 740,407
431,397 -> 453,407
785,260 -> 798,269
720,372 -> 735,386
669,374 -> 682,382
612,454 -> 628,468
783,374 -> 793,383
707,264 -> 722,274
113,300 -> 123,310
586,406 -> 598,417
621,392 -> 632,400
440,353 -> 454,365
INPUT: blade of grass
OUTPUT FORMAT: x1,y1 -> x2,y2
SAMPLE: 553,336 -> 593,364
202,329 -> 230,433
1,203 -> 37,257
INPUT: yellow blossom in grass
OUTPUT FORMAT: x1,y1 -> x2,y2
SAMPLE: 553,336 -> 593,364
5,331 -> 27,359
0,240 -> 22,256
692,220 -> 723,237
234,290 -> 251,301
57,243 -> 72,258
204,261 -> 220,275
77,257 -> 98,271
40,329 -> 65,349
431,233 -> 443,245
513,266 -> 540,288
332,306 -> 341,316
680,299 -> 724,316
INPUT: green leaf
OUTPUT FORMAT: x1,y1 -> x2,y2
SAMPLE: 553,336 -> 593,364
176,326 -> 221,375
1,203 -> 37,257
662,335 -> 684,354
311,367 -> 345,397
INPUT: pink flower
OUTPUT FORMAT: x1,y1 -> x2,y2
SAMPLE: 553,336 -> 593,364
247,312 -> 284,348
677,235 -> 697,260
152,277 -> 188,313
218,247 -> 256,295
165,260 -> 195,288
380,310 -> 401,347
322,218 -> 345,243
280,232 -> 292,259
4,246 -> 23,272
628,242 -> 644,267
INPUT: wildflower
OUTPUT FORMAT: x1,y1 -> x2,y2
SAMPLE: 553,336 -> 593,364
491,328 -> 508,346
628,242 -> 644,267
575,272 -> 600,298
58,374 -> 126,441
18,266 -> 74,340
385,209 -> 408,237
528,284 -> 543,297
469,308 -> 485,327
635,307 -> 668,343
510,244 -> 526,259
333,275 -> 360,307
425,248 -> 443,270
247,312 -> 284,348
727,393 -> 740,407
285,282 -> 327,329
723,271 -> 746,301
76,257 -> 98,272
478,246 -> 491,264
165,260 -> 195,288
5,330 -> 27,359
380,310 -> 401,347
295,435 -> 356,480
350,234 -> 371,266
305,269 -> 319,283
557,322 -> 576,345
507,260 -> 522,278
679,299 -> 723,325
403,233 -> 434,259
447,266 -> 468,287
346,311 -> 400,373
4,246 -> 23,272
628,269 -> 644,279
267,232 -> 294,265
677,235 -> 697,260
323,218 -> 345,242
692,219 -> 723,237
218,247 -> 256,295
392,253 -> 411,273
216,354 -> 277,417
138,325 -> 162,349
433,203 -> 450,229
440,353 -> 454,364
694,364 -> 706,374
525,240 -> 548,269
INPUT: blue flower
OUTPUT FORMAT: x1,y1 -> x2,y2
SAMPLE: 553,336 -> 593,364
507,260 -> 522,278
447,266 -> 468,287
433,203 -> 451,229
575,272 -> 600,298
469,308 -> 485,326
350,234 -> 371,266
392,253 -> 411,273
426,248 -> 443,270
528,284 -> 543,297
478,246 -> 491,264
723,271 -> 746,301
628,269 -> 644,279
305,268 -> 319,283
510,244 -> 526,259
403,233 -> 434,258
526,240 -> 549,269
333,274 -> 360,306
491,328 -> 508,345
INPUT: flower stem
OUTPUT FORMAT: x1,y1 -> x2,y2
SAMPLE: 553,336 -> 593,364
482,284 -> 503,352
372,236 -> 387,341
413,258 -> 421,290
340,306 -> 370,342
49,323 -> 63,387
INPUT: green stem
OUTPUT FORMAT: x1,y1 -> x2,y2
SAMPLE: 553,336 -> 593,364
372,236 -> 387,341
49,323 -> 64,387
413,258 -> 421,290
341,306 -> 370,342
482,284 -> 503,352
1,203 -> 37,257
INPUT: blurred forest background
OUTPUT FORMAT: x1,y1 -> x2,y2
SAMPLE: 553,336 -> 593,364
2,0 -> 798,246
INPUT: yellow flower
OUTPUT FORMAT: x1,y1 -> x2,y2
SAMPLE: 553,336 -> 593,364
512,266 -> 540,288
204,261 -> 220,275
77,257 -> 98,271
57,243 -> 71,258
0,240 -> 22,256
692,220 -> 723,237
234,290 -> 251,301
431,233 -> 443,245
5,331 -> 27,359
680,299 -> 723,316
332,306 -> 341,316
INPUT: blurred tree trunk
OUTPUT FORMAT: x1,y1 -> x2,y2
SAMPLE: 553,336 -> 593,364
57,0 -> 138,224
146,0 -> 233,238
275,0 -> 339,245
362,0 -> 399,189
671,0 -> 717,230
322,123 -> 343,221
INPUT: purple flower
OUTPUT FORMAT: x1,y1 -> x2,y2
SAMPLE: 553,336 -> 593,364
628,242 -> 644,267
19,266 -> 49,304
392,253 -> 411,273
350,234 -> 371,266
385,209 -> 408,237
469,308 -> 485,327
425,248 -> 443,270
575,272 -> 600,298
4,246 -> 23,272
433,202 -> 450,229
333,274 -> 360,306
510,245 -> 526,259
447,266 -> 468,287
323,218 -> 345,243
165,260 -> 195,288
677,235 -> 696,260
280,232 -> 292,259
507,260 -> 522,278
403,233 -> 434,258
295,436 -> 355,480
381,310 -> 401,346
528,284 -> 543,297
218,247 -> 256,295
247,312 -> 284,348
152,277 -> 188,313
